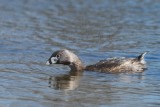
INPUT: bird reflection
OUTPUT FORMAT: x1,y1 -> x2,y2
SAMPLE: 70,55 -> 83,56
49,71 -> 83,91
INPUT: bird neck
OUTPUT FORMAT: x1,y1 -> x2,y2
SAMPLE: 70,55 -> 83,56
69,59 -> 85,71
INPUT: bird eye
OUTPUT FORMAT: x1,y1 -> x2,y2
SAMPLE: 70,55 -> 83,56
56,54 -> 60,58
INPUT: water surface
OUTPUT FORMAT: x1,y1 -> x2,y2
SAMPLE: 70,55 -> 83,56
0,0 -> 160,107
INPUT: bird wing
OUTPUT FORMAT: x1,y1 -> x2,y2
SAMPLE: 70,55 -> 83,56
85,57 -> 130,72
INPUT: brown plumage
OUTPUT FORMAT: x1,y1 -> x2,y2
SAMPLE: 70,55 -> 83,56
46,49 -> 147,73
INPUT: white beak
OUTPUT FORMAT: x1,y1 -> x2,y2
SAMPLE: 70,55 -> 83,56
46,61 -> 50,65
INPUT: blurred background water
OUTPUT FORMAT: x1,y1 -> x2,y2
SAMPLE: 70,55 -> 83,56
0,0 -> 160,107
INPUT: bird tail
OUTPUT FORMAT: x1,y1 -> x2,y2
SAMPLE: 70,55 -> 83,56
137,52 -> 148,63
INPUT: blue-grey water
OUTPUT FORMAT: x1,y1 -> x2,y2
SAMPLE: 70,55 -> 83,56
0,0 -> 160,107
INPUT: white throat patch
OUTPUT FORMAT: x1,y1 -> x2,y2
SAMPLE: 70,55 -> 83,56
51,57 -> 58,64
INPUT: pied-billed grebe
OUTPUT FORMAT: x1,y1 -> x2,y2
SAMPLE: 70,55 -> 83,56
46,49 -> 147,73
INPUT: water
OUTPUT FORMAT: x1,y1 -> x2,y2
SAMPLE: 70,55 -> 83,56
0,0 -> 160,106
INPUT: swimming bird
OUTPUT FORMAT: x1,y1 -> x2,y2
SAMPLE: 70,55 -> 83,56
46,49 -> 147,73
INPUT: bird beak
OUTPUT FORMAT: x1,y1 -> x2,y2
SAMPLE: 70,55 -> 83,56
46,61 -> 50,65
